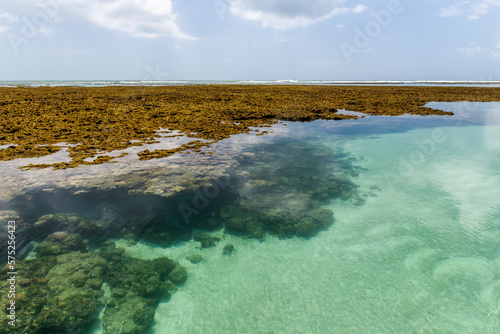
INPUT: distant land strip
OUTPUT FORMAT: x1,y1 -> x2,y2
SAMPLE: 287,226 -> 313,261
1,85 -> 500,169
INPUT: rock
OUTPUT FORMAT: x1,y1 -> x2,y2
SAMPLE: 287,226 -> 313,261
34,213 -> 85,231
50,231 -> 69,241
151,257 -> 177,279
18,278 -> 31,287
14,293 -> 27,302
222,244 -> 235,256
34,278 -> 49,284
112,288 -> 127,298
101,248 -> 186,333
35,233 -> 88,257
98,241 -> 125,262
193,232 -> 220,248
0,251 -> 105,334
102,295 -> 155,334
186,254 -> 203,264
167,265 -> 188,285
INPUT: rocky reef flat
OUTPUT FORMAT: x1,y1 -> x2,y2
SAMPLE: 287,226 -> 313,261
2,85 -> 500,169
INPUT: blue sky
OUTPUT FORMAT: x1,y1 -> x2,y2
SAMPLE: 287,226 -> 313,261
0,0 -> 499,80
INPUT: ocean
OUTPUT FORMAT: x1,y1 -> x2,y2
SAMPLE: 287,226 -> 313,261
1,80 -> 500,87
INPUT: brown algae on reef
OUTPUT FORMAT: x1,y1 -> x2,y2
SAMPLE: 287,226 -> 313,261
2,85 -> 500,169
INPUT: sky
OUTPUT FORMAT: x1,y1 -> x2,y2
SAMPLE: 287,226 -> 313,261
0,0 -> 499,81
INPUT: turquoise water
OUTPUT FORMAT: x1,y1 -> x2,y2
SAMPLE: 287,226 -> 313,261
106,103 -> 499,334
1,102 -> 500,333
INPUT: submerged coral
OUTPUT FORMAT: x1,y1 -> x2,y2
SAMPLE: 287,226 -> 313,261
35,232 -> 89,256
0,236 -> 186,334
97,241 -> 185,334
222,244 -> 235,256
220,140 -> 361,239
194,232 -> 221,248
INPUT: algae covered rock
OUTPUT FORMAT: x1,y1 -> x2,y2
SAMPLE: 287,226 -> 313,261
222,244 -> 235,256
186,253 -> 203,263
194,232 -> 221,248
0,251 -> 105,334
102,295 -> 156,334
99,242 -> 187,333
167,264 -> 188,285
34,213 -> 91,233
0,238 -> 186,334
35,232 -> 89,256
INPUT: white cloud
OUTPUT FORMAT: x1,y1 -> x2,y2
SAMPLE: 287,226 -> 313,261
491,41 -> 500,58
229,0 -> 365,30
438,0 -> 500,19
0,0 -> 193,39
72,0 -> 194,39
0,10 -> 19,23
352,4 -> 367,14
457,42 -> 485,57
0,10 -> 19,34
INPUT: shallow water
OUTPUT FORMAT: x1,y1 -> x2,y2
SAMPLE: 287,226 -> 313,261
1,102 -> 500,333
117,103 -> 499,334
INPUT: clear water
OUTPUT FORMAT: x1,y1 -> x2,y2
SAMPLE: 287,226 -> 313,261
2,102 -> 500,333
102,103 -> 498,334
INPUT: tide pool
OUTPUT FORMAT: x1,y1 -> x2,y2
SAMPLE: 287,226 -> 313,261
97,102 -> 500,333
1,102 -> 499,334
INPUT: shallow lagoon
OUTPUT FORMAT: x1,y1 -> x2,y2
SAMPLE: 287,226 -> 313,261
1,102 -> 500,333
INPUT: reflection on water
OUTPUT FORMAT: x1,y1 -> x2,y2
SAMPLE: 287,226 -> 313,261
0,102 -> 499,333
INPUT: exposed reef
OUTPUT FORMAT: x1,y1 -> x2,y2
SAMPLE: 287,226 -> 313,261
2,85 -> 500,169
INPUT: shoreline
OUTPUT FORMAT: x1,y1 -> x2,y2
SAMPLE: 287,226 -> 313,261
2,85 -> 500,169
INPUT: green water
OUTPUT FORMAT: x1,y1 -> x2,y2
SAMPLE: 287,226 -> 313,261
108,103 -> 500,333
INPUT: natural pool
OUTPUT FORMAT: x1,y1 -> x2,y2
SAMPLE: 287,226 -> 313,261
1,102 -> 499,333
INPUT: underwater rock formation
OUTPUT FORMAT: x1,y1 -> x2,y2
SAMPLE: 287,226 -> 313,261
193,232 -> 221,248
220,140 -> 360,239
186,254 -> 203,264
2,138 -> 362,257
0,211 -> 32,259
98,241 -> 185,333
0,250 -> 104,333
222,244 -> 235,256
35,232 -> 89,256
0,236 -> 186,334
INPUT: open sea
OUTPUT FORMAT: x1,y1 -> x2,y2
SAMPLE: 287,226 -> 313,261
0,97 -> 499,333
1,80 -> 500,87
